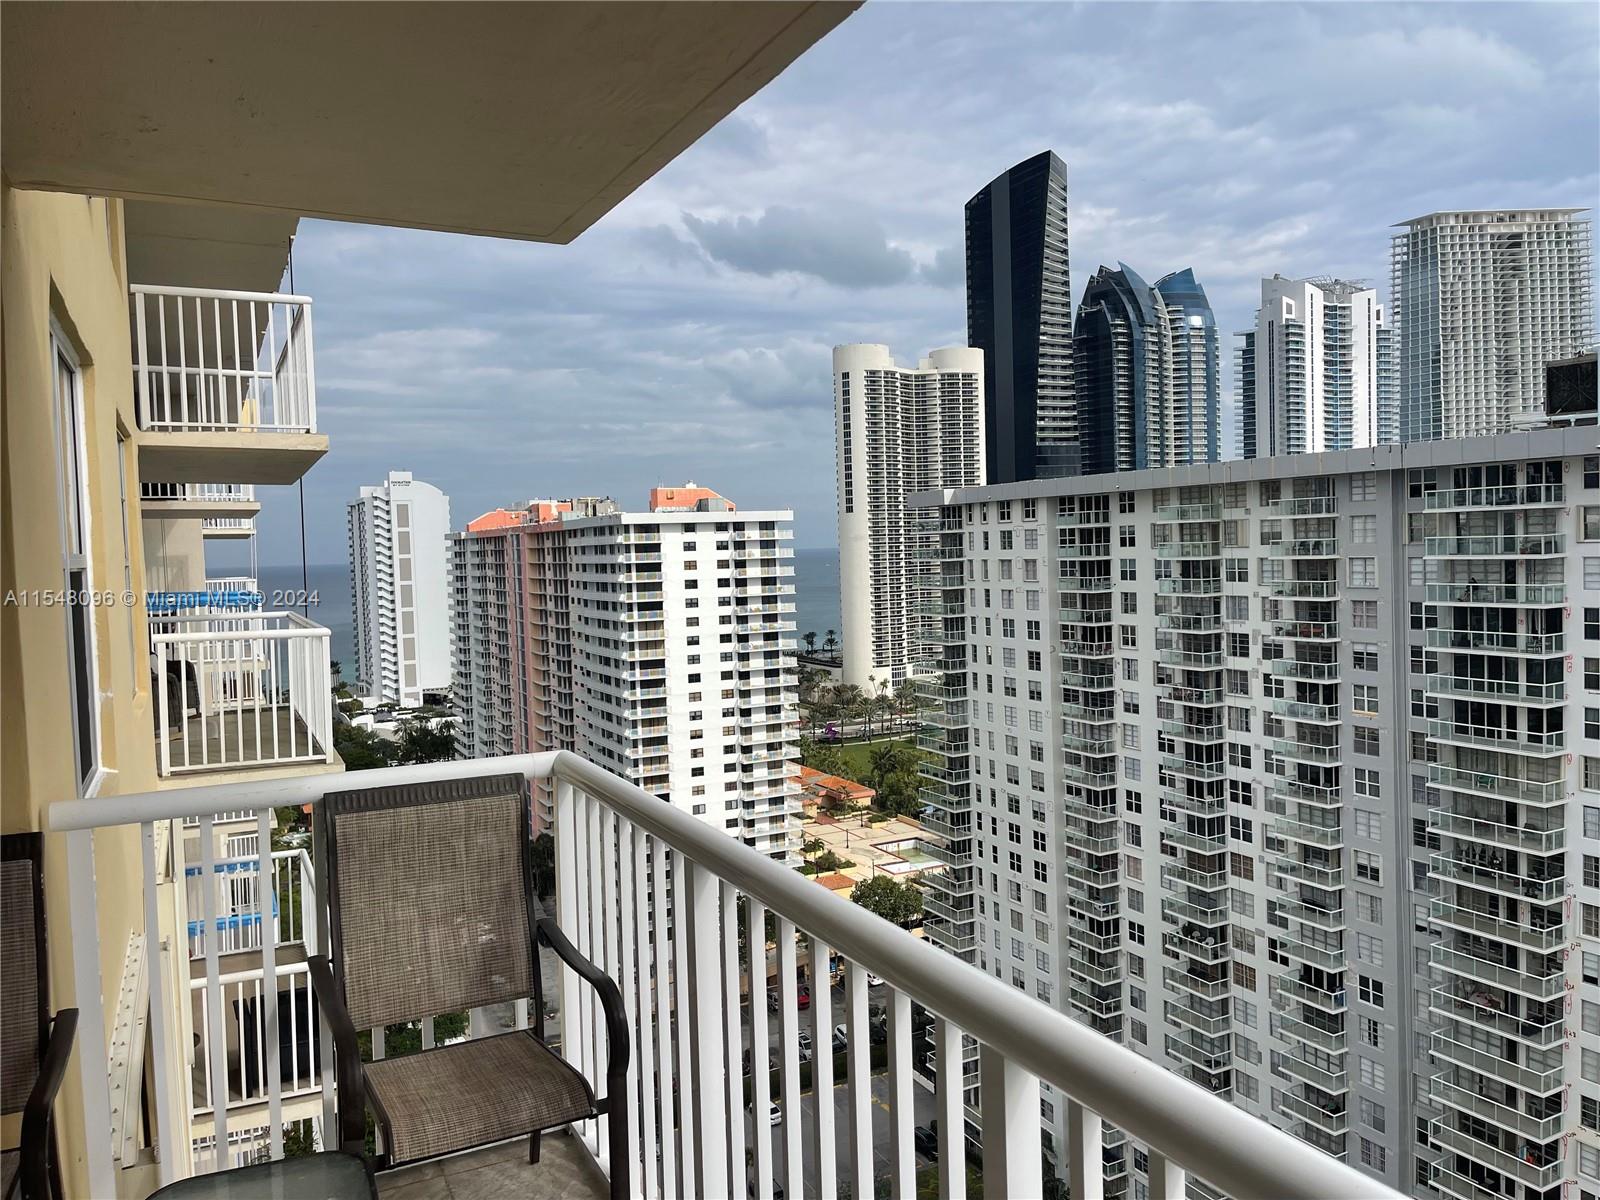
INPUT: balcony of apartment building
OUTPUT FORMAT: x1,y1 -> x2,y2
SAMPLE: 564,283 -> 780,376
130,285 -> 328,485
134,284 -> 337,782
44,752 -> 1406,1200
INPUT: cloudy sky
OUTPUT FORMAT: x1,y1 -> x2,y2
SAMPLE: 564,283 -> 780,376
240,0 -> 1599,569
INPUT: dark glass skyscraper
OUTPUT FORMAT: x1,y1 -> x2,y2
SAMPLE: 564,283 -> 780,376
965,150 -> 1074,483
1073,262 -> 1220,474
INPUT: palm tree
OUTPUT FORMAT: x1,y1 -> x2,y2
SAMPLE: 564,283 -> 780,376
867,740 -> 908,792
803,631 -> 818,656
822,629 -> 839,660
892,679 -> 922,728
830,683 -> 864,738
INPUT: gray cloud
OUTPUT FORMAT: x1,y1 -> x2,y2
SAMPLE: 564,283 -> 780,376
681,206 -> 915,288
228,1 -> 1597,571
919,245 -> 963,288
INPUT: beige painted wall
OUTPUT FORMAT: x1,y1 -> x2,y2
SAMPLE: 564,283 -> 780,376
2,183 -> 167,1198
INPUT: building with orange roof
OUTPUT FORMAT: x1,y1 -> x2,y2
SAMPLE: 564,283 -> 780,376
799,764 -> 875,810
448,487 -> 801,855
648,480 -> 736,512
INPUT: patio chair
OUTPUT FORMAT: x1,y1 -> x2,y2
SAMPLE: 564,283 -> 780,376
306,775 -> 628,1195
2,834 -> 78,1200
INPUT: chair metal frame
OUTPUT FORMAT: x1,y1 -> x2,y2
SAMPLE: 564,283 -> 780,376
2,833 -> 78,1200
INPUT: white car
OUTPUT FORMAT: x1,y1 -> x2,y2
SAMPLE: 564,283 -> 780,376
767,1102 -> 782,1127
866,972 -> 885,987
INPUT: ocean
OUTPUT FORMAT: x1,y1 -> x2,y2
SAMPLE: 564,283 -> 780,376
260,546 -> 842,674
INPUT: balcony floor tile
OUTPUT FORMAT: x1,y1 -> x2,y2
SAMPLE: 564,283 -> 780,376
162,707 -> 324,772
378,1134 -> 607,1200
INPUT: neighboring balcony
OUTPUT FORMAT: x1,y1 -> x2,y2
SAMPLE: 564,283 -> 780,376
150,611 -> 336,777
49,753 -> 1405,1200
141,482 -> 261,523
131,284 -> 329,484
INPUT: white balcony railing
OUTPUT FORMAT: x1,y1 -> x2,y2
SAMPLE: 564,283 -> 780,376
50,754 -> 1402,1200
185,848 -> 315,959
132,284 -> 316,434
150,611 -> 333,776
141,483 -> 259,504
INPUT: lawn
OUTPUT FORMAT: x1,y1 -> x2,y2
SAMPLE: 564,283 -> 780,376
829,734 -> 915,784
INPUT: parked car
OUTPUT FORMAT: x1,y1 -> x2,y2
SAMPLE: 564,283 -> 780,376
866,972 -> 885,987
832,1023 -> 849,1054
796,1029 -> 812,1054
767,1102 -> 782,1127
914,1125 -> 939,1160
766,981 -> 813,1011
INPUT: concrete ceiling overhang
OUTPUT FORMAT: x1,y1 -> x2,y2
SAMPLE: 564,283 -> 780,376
3,1 -> 857,244
123,203 -> 300,294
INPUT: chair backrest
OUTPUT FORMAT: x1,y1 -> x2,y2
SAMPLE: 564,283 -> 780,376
2,833 -> 47,1116
319,775 -> 534,1030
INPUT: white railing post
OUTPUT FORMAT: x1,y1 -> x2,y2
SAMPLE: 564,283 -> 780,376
844,961 -> 873,1200
687,861 -> 727,1198
776,919 -> 802,1199
809,935 -> 836,1200
300,302 -> 318,433
1148,1151 -> 1188,1200
140,823 -> 180,1187
934,1017 -> 966,1200
1066,1097 -> 1105,1200
979,1046 -> 1041,1200
197,817 -> 229,1170
64,828 -> 118,1198
257,809 -> 283,1159
747,899 -> 773,1200
719,881 -> 746,1200
886,988 -> 915,1196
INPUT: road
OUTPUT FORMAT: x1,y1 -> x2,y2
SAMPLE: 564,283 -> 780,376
743,1064 -> 940,1198
739,978 -> 943,1197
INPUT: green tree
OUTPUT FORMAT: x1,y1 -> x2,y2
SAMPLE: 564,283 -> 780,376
333,722 -> 397,771
803,631 -> 818,656
892,679 -> 923,727
867,740 -> 910,792
396,718 -> 456,764
329,659 -> 344,685
831,683 -> 865,736
799,737 -> 849,779
850,874 -> 923,926
822,629 -> 839,659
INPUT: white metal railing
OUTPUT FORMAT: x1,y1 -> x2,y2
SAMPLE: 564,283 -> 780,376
150,611 -> 333,775
202,515 -> 257,534
48,755 -> 1403,1200
141,483 -> 259,504
185,848 -> 315,959
131,284 -> 316,434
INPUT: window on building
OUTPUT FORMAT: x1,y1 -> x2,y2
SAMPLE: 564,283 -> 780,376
1350,557 -> 1376,587
1350,515 -> 1376,543
1354,850 -> 1382,883
50,327 -> 99,793
1354,726 -> 1380,755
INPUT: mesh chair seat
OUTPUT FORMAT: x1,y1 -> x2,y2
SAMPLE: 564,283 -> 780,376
365,1031 -> 595,1164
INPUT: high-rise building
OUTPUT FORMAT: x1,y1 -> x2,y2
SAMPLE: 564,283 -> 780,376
834,343 -> 985,687
914,424 -> 1600,1198
1240,277 -> 1398,460
965,150 -> 1075,482
347,470 -> 452,707
1392,209 -> 1594,441
1075,264 -> 1220,474
450,486 -> 801,854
